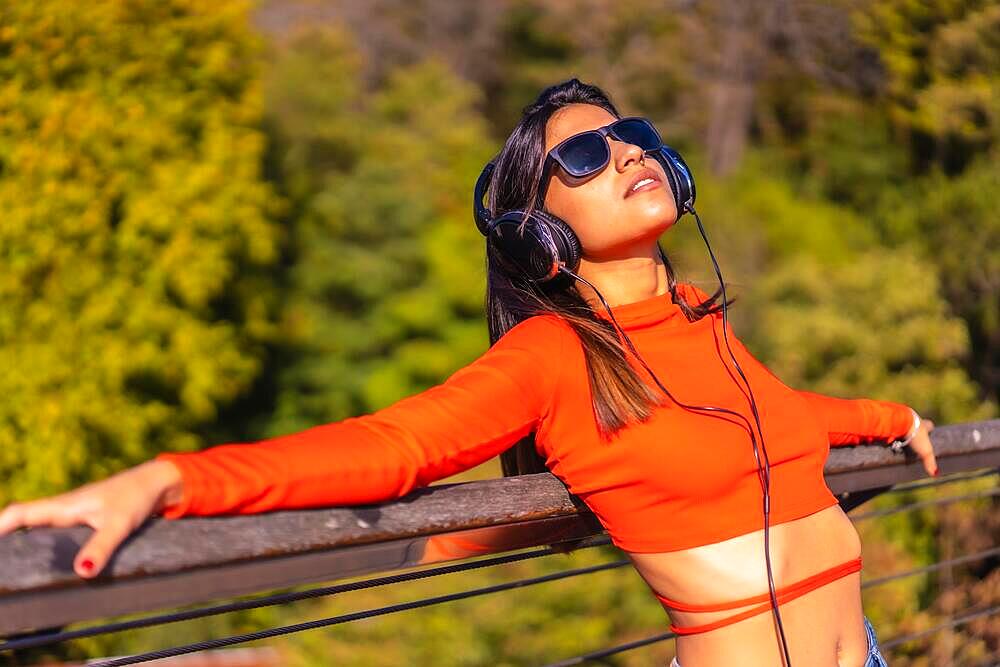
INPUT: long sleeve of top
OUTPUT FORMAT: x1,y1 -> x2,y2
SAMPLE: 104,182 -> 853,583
794,390 -> 914,447
717,322 -> 915,448
155,315 -> 569,518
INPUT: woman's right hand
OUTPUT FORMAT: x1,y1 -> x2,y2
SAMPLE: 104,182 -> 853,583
0,459 -> 184,579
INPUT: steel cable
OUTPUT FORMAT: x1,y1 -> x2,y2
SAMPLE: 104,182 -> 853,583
861,546 -> 1000,590
1,536 -> 613,651
70,559 -> 632,666
540,631 -> 676,667
880,604 -> 1000,650
886,468 -> 997,494
850,487 -> 1000,522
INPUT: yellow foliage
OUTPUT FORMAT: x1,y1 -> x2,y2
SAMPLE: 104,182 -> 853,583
0,0 -> 283,502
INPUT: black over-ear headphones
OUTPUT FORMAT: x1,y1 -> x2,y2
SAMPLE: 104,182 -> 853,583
472,144 -> 696,284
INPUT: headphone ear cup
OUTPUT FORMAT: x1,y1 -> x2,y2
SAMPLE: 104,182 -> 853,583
653,146 -> 696,216
488,210 -> 581,283
488,212 -> 561,283
533,210 -> 581,276
654,154 -> 683,215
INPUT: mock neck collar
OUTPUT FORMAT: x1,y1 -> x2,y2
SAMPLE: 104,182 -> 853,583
594,285 -> 691,329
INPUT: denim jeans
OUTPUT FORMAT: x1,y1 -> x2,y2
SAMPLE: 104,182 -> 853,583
860,615 -> 890,666
668,615 -> 889,666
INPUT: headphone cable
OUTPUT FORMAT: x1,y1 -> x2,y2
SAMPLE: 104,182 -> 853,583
556,203 -> 793,666
686,203 -> 791,666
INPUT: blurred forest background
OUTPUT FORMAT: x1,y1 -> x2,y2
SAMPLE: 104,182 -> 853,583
1,0 -> 998,664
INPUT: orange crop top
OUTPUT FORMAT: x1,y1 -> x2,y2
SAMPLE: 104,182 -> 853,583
156,282 -> 913,631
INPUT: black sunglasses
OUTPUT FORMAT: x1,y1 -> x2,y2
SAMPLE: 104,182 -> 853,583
538,116 -> 663,202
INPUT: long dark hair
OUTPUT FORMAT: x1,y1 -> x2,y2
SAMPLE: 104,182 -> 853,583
487,78 -> 733,476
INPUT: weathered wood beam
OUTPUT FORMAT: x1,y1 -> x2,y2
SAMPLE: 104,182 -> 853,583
1,419 -> 997,637
825,419 -> 1000,494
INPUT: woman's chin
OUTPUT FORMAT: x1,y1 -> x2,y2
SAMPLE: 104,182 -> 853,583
628,197 -> 678,230
638,211 -> 678,238
591,223 -> 676,259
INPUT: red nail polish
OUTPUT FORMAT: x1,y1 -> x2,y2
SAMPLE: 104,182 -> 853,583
80,558 -> 94,572
932,469 -> 939,477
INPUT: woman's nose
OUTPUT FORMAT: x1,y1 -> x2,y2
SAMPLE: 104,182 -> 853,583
614,140 -> 645,170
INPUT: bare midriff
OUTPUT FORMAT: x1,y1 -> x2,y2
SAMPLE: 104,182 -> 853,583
627,504 -> 870,666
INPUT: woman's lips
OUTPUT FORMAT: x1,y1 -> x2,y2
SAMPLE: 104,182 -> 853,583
624,176 -> 662,198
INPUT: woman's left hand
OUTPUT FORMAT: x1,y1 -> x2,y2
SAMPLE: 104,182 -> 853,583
909,418 -> 938,477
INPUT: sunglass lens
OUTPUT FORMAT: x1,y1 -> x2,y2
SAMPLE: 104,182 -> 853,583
558,132 -> 609,177
613,119 -> 661,151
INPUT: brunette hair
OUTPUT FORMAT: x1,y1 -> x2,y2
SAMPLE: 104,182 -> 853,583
487,78 -> 733,476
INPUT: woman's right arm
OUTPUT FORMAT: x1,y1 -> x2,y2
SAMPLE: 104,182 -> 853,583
155,315 -> 567,516
0,315 -> 568,578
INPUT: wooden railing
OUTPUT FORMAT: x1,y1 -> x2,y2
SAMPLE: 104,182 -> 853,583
1,419 -> 998,663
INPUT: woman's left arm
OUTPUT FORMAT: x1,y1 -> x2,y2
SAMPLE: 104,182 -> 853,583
796,390 -> 938,476
685,283 -> 940,476
715,317 -> 940,476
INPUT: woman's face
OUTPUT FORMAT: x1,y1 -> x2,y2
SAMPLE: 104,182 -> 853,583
541,104 -> 678,260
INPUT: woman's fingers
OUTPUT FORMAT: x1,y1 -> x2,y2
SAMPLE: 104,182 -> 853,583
0,502 -> 27,535
911,421 -> 938,477
0,503 -> 27,535
0,496 -> 75,535
74,518 -> 134,578
0,494 -> 137,578
0,464 -> 177,579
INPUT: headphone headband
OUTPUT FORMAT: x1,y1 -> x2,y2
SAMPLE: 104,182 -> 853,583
473,161 -> 496,236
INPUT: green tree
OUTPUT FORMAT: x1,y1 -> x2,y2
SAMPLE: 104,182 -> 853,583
875,155 -> 1000,407
854,0 -> 1000,173
261,27 -> 494,435
765,0 -> 1000,406
849,0 -> 1000,405
0,0 -> 282,502
746,250 -> 993,425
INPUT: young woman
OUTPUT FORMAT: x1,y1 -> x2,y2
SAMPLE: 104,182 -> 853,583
0,80 -> 937,666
